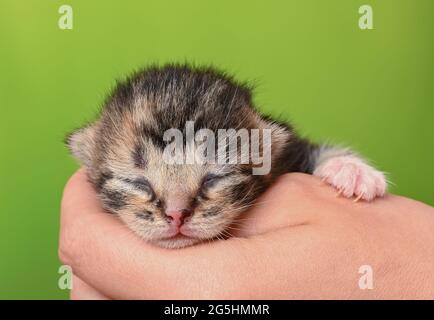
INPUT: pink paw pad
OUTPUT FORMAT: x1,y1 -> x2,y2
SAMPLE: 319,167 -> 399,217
313,156 -> 387,201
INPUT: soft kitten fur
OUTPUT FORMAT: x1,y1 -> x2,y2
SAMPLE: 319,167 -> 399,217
67,64 -> 387,248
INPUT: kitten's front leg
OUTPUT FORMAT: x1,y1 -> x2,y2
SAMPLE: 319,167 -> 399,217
312,146 -> 387,201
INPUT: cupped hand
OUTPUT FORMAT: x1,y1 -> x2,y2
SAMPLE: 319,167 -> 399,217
59,169 -> 434,299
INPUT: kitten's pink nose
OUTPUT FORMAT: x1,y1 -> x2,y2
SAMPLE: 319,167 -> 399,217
165,191 -> 192,227
165,209 -> 192,226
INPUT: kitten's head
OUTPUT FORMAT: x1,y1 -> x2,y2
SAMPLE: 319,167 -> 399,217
67,65 -> 291,248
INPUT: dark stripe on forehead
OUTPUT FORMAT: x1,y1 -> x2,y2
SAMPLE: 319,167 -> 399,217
132,143 -> 147,168
139,124 -> 168,150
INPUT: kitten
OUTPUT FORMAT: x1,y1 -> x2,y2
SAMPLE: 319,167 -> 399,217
66,64 -> 387,248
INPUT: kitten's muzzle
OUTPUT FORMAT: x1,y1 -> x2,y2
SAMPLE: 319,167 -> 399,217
165,208 -> 192,228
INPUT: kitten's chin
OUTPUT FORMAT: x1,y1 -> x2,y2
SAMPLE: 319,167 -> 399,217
152,235 -> 202,249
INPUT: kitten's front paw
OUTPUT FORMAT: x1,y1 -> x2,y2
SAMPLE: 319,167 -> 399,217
313,155 -> 387,201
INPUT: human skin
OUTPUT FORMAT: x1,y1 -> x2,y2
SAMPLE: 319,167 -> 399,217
59,169 -> 434,299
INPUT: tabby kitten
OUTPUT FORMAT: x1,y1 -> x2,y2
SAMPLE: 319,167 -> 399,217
67,64 -> 386,248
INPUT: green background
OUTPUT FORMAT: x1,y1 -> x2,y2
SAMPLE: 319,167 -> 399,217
0,0 -> 433,299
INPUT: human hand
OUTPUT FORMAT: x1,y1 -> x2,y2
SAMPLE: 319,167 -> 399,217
59,169 -> 434,299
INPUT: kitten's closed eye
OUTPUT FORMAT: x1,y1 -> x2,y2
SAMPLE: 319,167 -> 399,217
122,177 -> 154,194
201,173 -> 222,189
105,177 -> 156,204
200,173 -> 235,191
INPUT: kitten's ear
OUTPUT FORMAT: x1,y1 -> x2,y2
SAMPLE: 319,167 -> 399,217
65,124 -> 97,167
